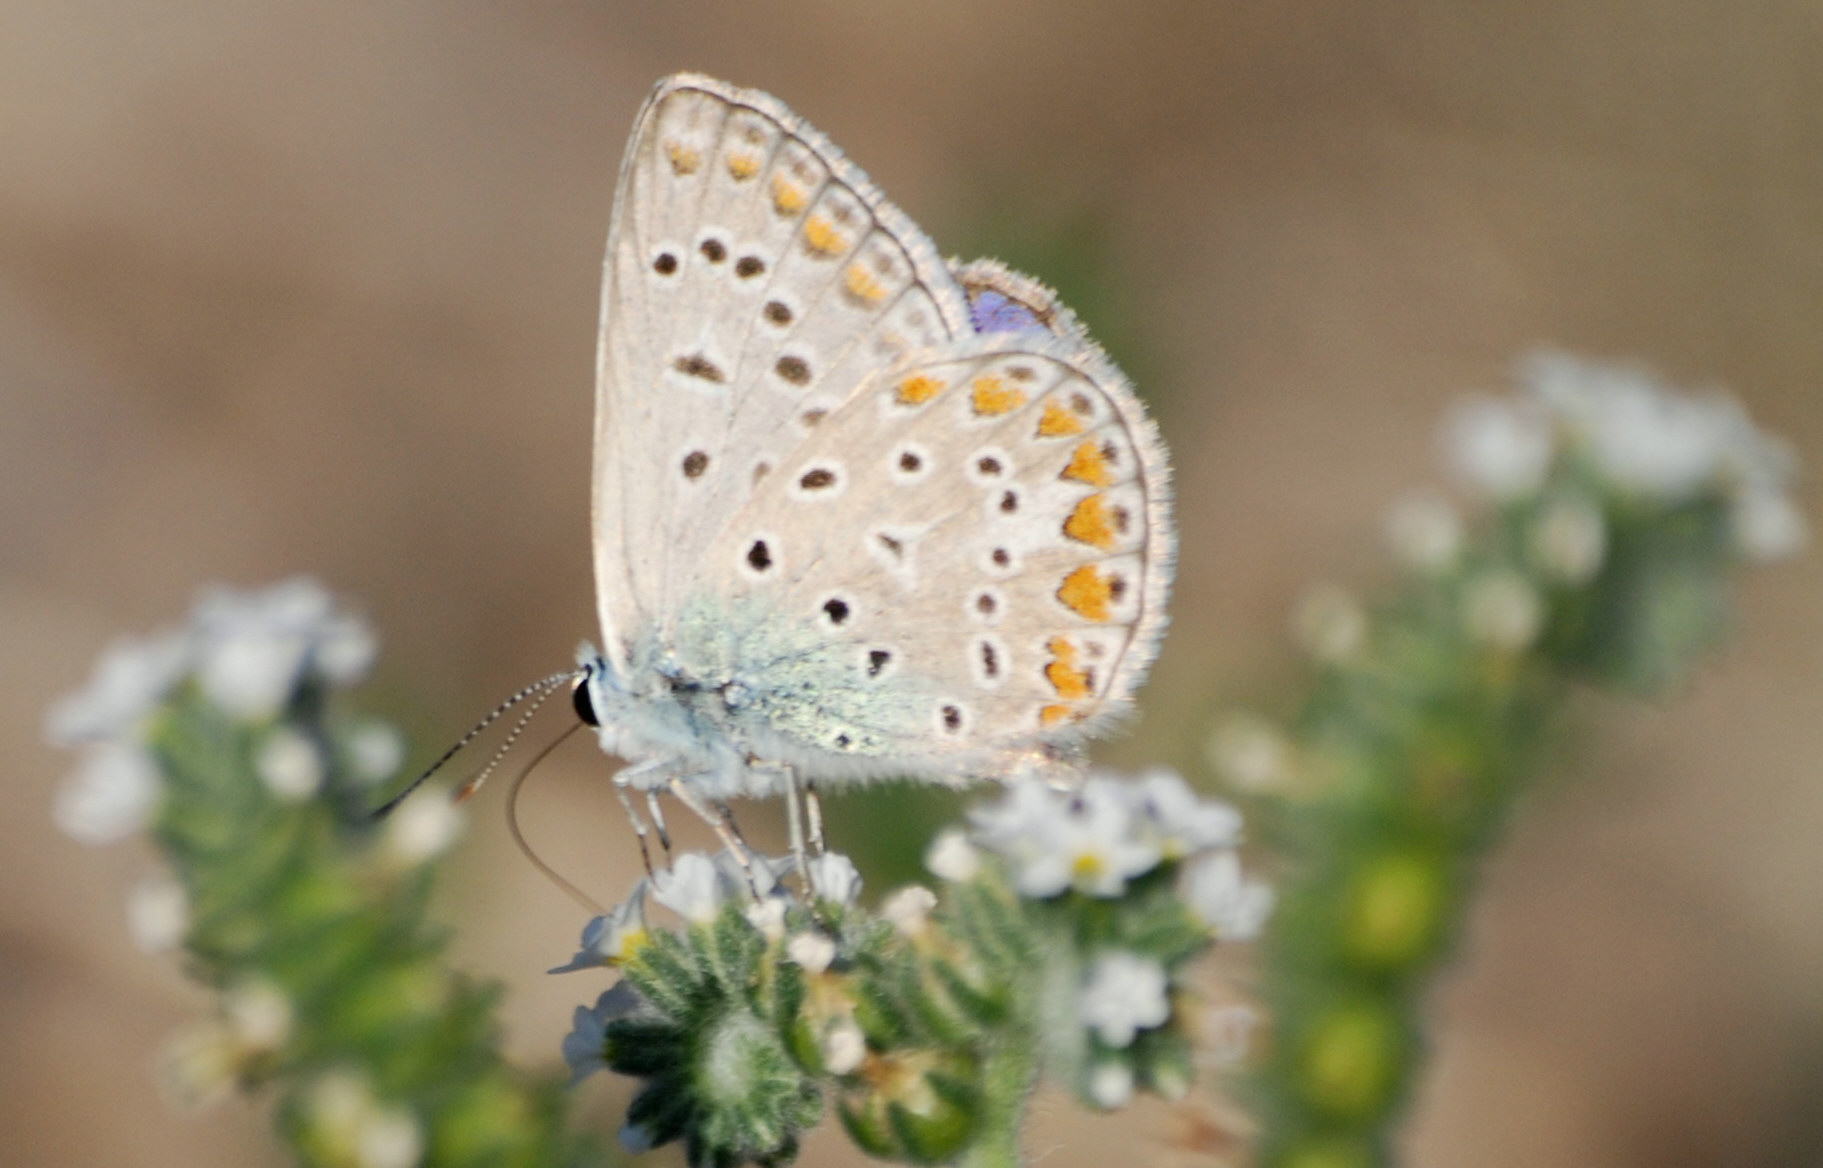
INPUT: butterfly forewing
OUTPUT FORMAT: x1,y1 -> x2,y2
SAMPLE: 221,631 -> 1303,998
595,75 -> 971,667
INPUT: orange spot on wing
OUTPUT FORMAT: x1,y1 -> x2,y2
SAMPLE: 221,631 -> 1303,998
1061,441 -> 1115,486
1063,495 -> 1118,550
1043,636 -> 1095,699
1037,399 -> 1086,437
1057,565 -> 1116,621
895,375 -> 945,405
844,262 -> 889,305
771,174 -> 809,214
803,215 -> 848,257
727,152 -> 761,180
971,375 -> 1027,417
664,141 -> 703,175
1040,704 -> 1079,728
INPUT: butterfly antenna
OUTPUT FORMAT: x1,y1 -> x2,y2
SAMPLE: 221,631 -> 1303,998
371,670 -> 577,819
451,678 -> 572,805
506,722 -> 608,915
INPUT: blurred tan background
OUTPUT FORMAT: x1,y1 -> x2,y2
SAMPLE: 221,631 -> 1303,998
4,3 -> 1821,1166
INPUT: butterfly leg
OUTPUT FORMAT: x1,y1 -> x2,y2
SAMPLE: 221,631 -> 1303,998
804,780 -> 826,858
644,791 -> 673,861
611,757 -> 671,878
783,767 -> 812,890
665,778 -> 763,899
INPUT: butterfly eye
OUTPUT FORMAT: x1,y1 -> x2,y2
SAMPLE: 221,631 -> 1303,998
571,677 -> 599,727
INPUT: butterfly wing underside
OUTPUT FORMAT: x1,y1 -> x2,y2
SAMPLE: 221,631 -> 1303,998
593,75 -> 973,673
692,337 -> 1174,777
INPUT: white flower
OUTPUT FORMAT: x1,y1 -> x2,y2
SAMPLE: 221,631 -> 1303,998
126,873 -> 189,953
55,742 -> 162,844
222,979 -> 293,1052
786,931 -> 837,974
353,1107 -> 422,1168
1205,711 -> 1291,793
977,779 -> 1161,899
45,629 -> 189,745
925,828 -> 981,882
157,1021 -> 237,1110
743,896 -> 789,942
1582,381 -> 1733,498
1442,394 -> 1555,499
1385,491 -> 1463,573
562,981 -> 648,1084
549,888 -> 649,973
381,795 -> 463,867
1462,570 -> 1545,651
1185,852 -> 1275,941
1124,768 -> 1241,859
1732,486 -> 1808,562
256,726 -> 325,801
807,852 -> 862,907
1528,495 -> 1607,584
880,885 -> 938,938
314,615 -> 377,686
821,1016 -> 866,1075
197,626 -> 313,721
190,579 -> 375,720
343,721 -> 406,786
1087,1061 -> 1135,1109
652,853 -> 726,924
1078,951 -> 1170,1048
710,848 -> 792,901
1292,583 -> 1367,664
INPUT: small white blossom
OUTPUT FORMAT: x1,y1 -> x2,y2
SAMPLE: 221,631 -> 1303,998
1292,583 -> 1367,664
197,627 -> 313,721
1732,486 -> 1808,562
1582,382 -> 1733,498
807,852 -> 862,907
126,873 -> 189,953
562,981 -> 648,1084
1205,711 -> 1291,793
652,853 -> 725,924
343,721 -> 406,786
1529,495 -> 1607,584
743,895 -> 789,942
925,827 -> 981,882
1078,951 -> 1170,1048
1185,852 -> 1275,941
1385,491 -> 1464,573
45,629 -> 188,745
55,742 -> 161,844
977,779 -> 1161,899
1442,394 -> 1555,499
381,796 -> 463,867
1087,1061 -> 1135,1109
710,849 -> 792,901
786,931 -> 837,974
222,979 -> 293,1052
256,726 -> 325,801
1124,768 -> 1241,859
157,1021 -> 237,1110
314,615 -> 377,686
353,1108 -> 422,1168
549,888 -> 649,973
1462,570 -> 1545,651
880,885 -> 938,938
821,1016 -> 866,1075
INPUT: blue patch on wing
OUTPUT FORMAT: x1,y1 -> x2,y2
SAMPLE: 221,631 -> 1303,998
968,289 -> 1050,336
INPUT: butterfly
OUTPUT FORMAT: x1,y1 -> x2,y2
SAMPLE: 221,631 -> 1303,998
565,74 -> 1174,845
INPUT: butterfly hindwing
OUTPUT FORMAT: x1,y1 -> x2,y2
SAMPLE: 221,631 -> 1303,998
684,334 -> 1173,779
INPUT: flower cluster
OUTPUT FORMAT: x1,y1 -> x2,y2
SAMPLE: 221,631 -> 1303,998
48,578 -> 400,845
558,773 -> 1268,1166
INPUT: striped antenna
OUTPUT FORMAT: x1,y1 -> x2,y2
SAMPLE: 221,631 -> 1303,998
371,670 -> 578,819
